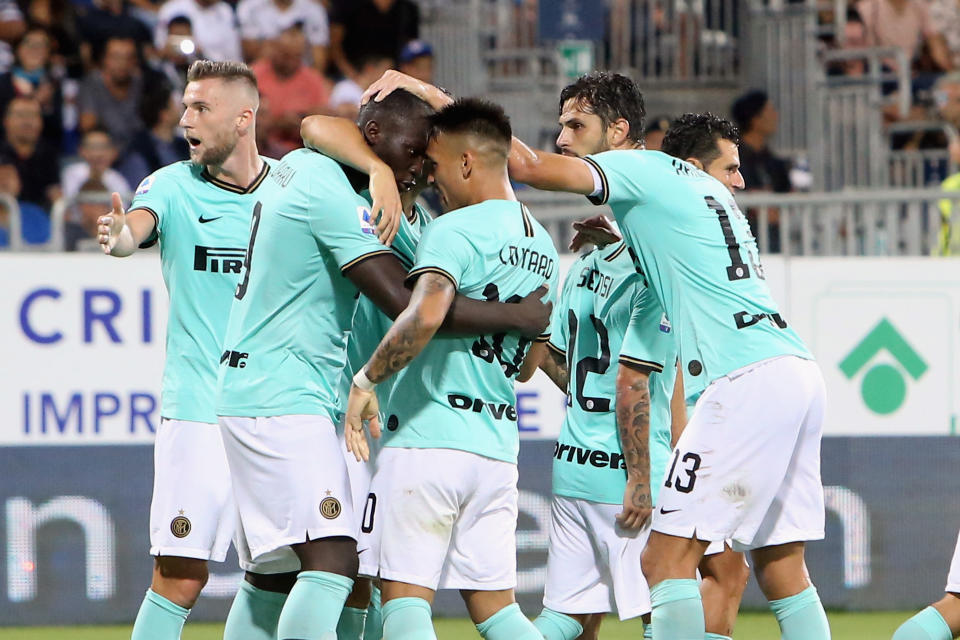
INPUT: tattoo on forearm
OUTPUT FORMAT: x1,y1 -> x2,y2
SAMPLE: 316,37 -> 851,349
542,349 -> 569,390
616,378 -> 651,500
365,273 -> 451,383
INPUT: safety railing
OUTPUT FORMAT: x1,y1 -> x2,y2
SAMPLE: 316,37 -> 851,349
0,193 -> 23,251
517,187 -> 960,256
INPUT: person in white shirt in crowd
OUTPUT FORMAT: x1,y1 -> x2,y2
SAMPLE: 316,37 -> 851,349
62,127 -> 131,207
330,52 -> 392,119
237,0 -> 329,70
155,0 -> 241,63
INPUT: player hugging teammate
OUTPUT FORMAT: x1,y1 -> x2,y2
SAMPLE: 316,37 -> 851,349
105,58 -> 836,640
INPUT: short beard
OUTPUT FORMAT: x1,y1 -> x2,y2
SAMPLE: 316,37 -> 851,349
196,137 -> 237,168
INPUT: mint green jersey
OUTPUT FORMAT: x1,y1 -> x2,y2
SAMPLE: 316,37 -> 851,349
130,159 -> 273,424
339,202 -> 430,417
380,200 -> 559,463
547,242 -> 675,505
216,149 -> 391,420
584,150 -> 812,400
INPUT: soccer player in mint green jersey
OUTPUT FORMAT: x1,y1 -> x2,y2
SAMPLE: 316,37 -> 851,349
301,90 -> 435,640
344,99 -> 558,640
215,97 -> 551,640
95,61 -> 382,640
500,75 -> 830,640
528,239 -> 678,640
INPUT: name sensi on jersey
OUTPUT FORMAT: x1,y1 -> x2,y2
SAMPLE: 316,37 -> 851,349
575,266 -> 614,298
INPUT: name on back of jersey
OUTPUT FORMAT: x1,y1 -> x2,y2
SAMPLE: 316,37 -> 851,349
499,244 -> 555,279
575,265 -> 615,299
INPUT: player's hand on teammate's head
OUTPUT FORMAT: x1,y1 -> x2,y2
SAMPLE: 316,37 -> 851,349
369,164 -> 402,246
361,70 -> 422,105
616,479 -> 653,530
514,284 -> 553,338
345,383 -> 381,462
569,215 -> 621,252
96,192 -> 126,255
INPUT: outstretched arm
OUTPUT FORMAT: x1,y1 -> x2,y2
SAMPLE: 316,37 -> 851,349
346,254 -> 552,338
299,115 -> 402,246
508,136 -> 597,195
97,193 -> 157,257
614,361 -> 653,530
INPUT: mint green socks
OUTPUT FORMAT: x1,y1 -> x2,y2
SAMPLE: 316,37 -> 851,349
475,603 -> 542,640
532,607 -> 583,640
381,597 -> 436,640
224,580 -> 287,640
649,579 -> 705,639
277,571 -> 353,640
705,634 -> 732,640
643,623 -> 653,638
893,606 -> 954,640
131,589 -> 190,640
337,607 -> 367,639
769,585 -> 831,640
364,586 -> 383,640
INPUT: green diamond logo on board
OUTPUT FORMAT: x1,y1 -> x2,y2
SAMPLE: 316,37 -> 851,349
839,318 -> 928,415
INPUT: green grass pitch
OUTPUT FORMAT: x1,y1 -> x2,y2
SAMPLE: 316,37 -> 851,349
0,611 -> 916,639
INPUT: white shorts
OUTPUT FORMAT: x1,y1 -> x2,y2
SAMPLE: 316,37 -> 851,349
946,529 -> 960,593
652,356 -> 826,552
374,447 -> 519,591
543,496 -> 650,620
149,419 -> 236,561
340,425 -> 382,578
219,414 -> 356,562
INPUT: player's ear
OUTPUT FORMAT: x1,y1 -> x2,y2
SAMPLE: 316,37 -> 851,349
460,150 -> 472,179
237,107 -> 254,134
363,120 -> 381,145
685,157 -> 705,171
609,118 -> 630,146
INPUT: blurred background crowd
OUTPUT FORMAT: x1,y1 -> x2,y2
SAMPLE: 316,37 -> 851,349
4,0 -> 960,254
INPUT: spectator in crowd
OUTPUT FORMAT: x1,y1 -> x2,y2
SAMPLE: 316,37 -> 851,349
826,8 -> 868,77
119,89 -> 188,186
79,35 -> 145,154
0,96 -> 60,209
329,0 -> 418,79
931,0 -> 960,70
0,0 -> 25,74
253,21 -> 331,157
155,14 -> 195,93
732,90 -> 790,252
62,127 -> 130,206
75,0 -> 152,68
329,52 -> 392,118
155,0 -> 241,62
398,38 -> 432,83
856,0 -> 952,73
643,115 -> 672,150
237,0 -> 329,70
0,26 -> 63,148
0,161 -> 50,246
731,89 -> 791,193
27,0 -> 82,76
64,177 -> 113,251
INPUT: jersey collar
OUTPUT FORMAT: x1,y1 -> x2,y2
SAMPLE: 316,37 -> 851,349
201,161 -> 270,194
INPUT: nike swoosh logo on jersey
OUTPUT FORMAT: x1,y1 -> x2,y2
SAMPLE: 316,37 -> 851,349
198,215 -> 222,223
659,507 -> 681,515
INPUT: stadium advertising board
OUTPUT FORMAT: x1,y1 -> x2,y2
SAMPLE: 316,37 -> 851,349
1,254 -> 958,441
0,439 -> 956,624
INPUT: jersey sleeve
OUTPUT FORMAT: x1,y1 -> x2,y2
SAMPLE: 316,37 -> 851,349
129,171 -> 173,248
583,150 -> 647,207
308,190 -> 392,272
618,284 -> 668,373
406,218 -> 472,288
